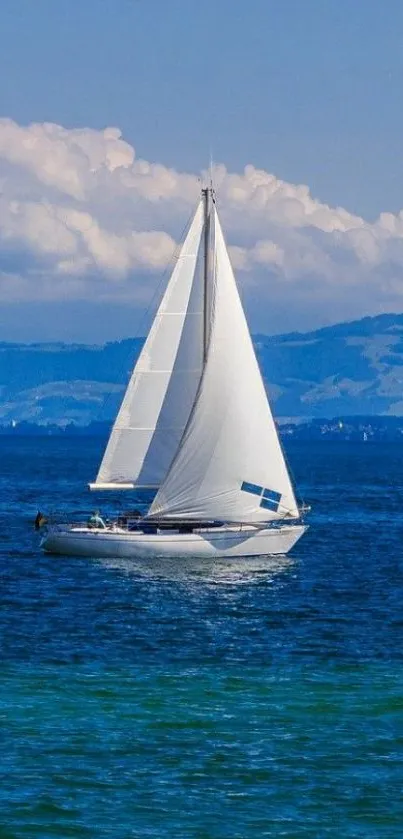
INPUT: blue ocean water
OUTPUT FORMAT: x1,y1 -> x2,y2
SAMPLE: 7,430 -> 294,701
1,437 -> 403,837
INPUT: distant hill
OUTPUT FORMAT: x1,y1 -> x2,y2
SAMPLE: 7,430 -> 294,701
2,313 -> 403,425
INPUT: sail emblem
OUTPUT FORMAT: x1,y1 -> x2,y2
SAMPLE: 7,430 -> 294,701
241,481 -> 282,512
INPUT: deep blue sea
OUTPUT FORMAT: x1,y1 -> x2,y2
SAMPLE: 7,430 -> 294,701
1,437 -> 403,837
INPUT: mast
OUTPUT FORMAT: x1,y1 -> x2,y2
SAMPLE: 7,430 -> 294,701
202,187 -> 210,363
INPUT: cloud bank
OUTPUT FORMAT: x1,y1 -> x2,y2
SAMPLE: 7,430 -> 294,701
1,116 -> 403,329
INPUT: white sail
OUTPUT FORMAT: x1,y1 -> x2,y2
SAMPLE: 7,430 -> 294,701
91,200 -> 205,489
149,204 -> 299,522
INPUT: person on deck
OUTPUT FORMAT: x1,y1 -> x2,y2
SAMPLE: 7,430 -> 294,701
88,510 -> 106,529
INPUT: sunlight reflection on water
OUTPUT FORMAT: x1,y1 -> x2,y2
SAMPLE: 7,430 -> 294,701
95,553 -> 295,586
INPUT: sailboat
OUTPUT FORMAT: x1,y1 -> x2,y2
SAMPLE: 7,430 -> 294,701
41,187 -> 308,558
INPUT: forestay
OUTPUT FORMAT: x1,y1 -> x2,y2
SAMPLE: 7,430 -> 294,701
91,200 -> 205,489
149,205 -> 299,523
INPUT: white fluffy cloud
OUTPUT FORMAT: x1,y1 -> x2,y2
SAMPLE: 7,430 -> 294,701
1,116 -> 403,325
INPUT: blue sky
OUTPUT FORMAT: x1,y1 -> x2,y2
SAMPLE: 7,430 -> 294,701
1,0 -> 403,341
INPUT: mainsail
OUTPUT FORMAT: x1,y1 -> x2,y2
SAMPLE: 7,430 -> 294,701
91,200 -> 206,489
149,202 -> 299,523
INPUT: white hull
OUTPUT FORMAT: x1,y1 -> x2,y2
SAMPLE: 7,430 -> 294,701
41,523 -> 307,559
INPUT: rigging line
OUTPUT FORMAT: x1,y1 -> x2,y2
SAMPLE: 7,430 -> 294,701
274,414 -> 306,512
202,186 -> 210,363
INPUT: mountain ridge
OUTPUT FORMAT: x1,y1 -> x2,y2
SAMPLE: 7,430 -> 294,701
2,313 -> 403,424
